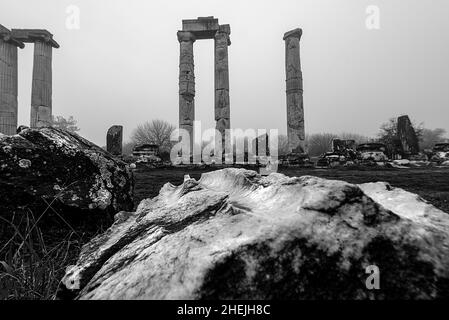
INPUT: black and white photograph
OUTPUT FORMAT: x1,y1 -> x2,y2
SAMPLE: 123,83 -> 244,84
1,0 -> 448,312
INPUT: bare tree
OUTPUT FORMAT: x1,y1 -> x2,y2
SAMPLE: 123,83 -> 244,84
278,134 -> 290,155
131,119 -> 175,152
51,115 -> 80,133
306,133 -> 338,157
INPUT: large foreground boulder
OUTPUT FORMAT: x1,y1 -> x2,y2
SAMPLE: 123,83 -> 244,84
61,169 -> 449,299
0,127 -> 133,217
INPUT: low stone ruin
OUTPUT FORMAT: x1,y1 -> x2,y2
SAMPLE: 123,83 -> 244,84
60,168 -> 449,299
106,125 -> 123,156
0,127 -> 134,218
430,143 -> 449,164
316,139 -> 357,167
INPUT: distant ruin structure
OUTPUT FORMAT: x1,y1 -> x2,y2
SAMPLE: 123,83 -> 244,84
0,25 -> 59,135
132,144 -> 159,159
177,17 -> 231,154
106,125 -> 123,155
397,115 -> 419,157
332,139 -> 356,153
284,28 -> 306,154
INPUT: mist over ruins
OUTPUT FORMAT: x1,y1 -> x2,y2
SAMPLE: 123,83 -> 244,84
1,1 -> 449,306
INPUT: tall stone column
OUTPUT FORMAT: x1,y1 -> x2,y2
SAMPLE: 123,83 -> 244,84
177,31 -> 196,154
214,25 -> 231,151
283,28 -> 305,154
0,28 -> 23,135
107,125 -> 123,156
30,40 -> 53,128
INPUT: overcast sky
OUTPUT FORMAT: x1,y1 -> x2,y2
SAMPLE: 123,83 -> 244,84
1,0 -> 448,146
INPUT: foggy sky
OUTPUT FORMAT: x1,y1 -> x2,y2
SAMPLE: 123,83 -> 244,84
1,0 -> 448,146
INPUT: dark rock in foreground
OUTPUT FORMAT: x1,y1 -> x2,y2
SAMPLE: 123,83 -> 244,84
62,169 -> 449,299
0,127 -> 133,217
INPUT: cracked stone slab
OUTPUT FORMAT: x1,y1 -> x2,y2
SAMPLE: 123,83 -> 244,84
61,168 -> 449,300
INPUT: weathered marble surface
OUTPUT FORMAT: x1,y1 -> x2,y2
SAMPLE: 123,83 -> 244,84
61,168 -> 449,300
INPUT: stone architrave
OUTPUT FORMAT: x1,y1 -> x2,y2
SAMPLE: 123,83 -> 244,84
284,28 -> 305,154
107,125 -> 123,156
0,25 -> 24,135
177,31 -> 196,154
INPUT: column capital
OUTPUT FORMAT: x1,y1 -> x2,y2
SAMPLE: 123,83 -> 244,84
0,25 -> 25,48
218,24 -> 231,35
215,29 -> 231,46
283,28 -> 302,41
177,31 -> 196,43
11,29 -> 59,48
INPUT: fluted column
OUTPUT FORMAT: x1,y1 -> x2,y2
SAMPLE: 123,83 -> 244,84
0,35 -> 20,135
30,40 -> 53,128
107,125 -> 123,156
284,28 -> 305,154
214,25 -> 231,151
177,31 -> 196,155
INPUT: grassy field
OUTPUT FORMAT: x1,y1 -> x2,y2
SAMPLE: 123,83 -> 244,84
134,166 -> 449,213
2,165 -> 448,299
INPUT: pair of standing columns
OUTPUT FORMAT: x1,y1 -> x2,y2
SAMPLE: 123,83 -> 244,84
0,27 -> 57,135
177,26 -> 231,154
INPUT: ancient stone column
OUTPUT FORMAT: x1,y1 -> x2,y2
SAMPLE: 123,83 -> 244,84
214,24 -> 231,150
397,115 -> 419,157
30,40 -> 53,128
0,27 -> 23,135
284,28 -> 305,154
107,125 -> 123,156
177,31 -> 196,154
